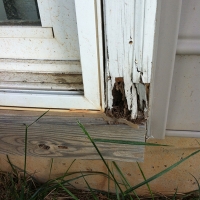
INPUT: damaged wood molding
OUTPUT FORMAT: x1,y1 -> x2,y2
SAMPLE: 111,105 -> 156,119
104,0 -> 157,121
0,109 -> 145,162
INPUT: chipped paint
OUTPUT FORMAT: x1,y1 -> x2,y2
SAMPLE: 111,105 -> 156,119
104,0 -> 157,121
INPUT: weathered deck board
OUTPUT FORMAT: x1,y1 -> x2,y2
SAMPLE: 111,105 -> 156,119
0,110 -> 145,162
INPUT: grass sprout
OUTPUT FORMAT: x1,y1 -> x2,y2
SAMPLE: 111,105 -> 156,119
0,111 -> 199,199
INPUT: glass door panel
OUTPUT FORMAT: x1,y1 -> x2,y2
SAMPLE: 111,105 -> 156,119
0,0 -> 41,25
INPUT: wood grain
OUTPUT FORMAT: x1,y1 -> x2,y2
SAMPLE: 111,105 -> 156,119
0,110 -> 145,162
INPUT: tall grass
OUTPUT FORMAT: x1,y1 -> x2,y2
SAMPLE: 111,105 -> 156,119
1,111 -> 200,199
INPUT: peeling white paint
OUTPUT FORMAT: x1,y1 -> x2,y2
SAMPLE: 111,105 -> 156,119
104,0 -> 157,119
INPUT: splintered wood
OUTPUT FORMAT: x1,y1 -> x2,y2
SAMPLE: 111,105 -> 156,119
104,0 -> 157,120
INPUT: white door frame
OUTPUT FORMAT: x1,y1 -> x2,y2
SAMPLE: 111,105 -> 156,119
147,0 -> 182,139
0,0 -> 104,110
0,0 -> 80,60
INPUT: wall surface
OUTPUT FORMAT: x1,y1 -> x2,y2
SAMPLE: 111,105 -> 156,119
0,136 -> 200,196
167,0 -> 200,133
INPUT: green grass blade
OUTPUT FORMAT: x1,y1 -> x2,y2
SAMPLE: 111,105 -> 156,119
115,182 -> 120,200
107,162 -> 110,200
56,181 -> 79,200
23,125 -> 28,182
137,162 -> 154,200
62,159 -> 76,180
31,173 -> 106,199
49,158 -> 54,180
93,138 -> 169,146
81,172 -> 98,200
172,187 -> 178,200
27,110 -> 49,128
6,155 -> 18,175
22,111 -> 49,185
113,161 -> 140,200
190,173 -> 200,199
124,149 -> 200,195
78,121 -> 124,195
120,178 -> 134,200
20,185 -> 25,200
111,164 -> 120,200
182,190 -> 199,199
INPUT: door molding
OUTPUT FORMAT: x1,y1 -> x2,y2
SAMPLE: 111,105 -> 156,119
0,0 -> 103,110
147,0 -> 182,139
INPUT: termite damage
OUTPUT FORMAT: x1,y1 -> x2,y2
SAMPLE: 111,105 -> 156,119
106,77 -> 149,124
106,77 -> 131,119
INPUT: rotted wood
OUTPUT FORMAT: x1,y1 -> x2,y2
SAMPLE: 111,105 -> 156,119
0,109 -> 145,162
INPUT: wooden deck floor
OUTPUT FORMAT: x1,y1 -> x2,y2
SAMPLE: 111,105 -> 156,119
0,109 -> 145,162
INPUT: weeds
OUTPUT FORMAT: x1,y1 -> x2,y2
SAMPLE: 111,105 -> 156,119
0,111 -> 199,199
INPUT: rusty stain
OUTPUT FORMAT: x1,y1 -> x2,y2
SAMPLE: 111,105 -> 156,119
129,41 -> 133,44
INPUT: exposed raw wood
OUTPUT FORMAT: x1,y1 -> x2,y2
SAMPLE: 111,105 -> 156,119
0,110 -> 145,162
0,27 -> 53,38
104,0 -> 157,120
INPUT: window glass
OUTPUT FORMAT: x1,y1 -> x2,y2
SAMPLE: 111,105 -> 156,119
0,0 -> 41,25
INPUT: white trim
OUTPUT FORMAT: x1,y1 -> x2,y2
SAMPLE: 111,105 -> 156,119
0,38 -> 79,60
0,27 -> 53,38
95,0 -> 105,111
0,59 -> 81,73
166,130 -> 200,138
0,93 -> 97,110
37,0 -> 52,27
104,0 -> 157,119
133,0 -> 157,83
177,39 -> 200,54
75,0 -> 101,109
0,1 -> 102,111
147,0 -> 182,139
0,0 -> 80,60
